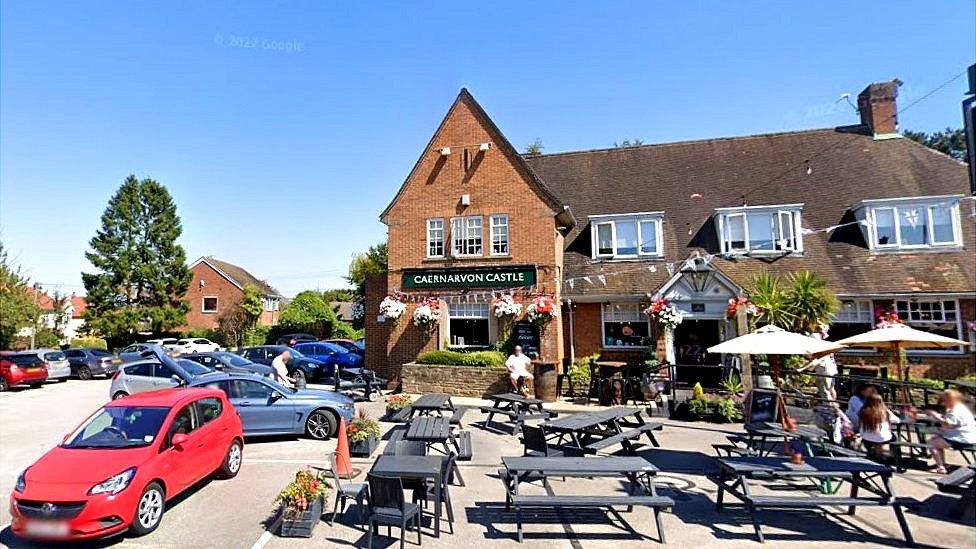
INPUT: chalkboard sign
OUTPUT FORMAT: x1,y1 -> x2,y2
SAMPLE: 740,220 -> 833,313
747,389 -> 780,424
512,321 -> 540,358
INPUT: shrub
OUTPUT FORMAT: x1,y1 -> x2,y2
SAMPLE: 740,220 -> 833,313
71,336 -> 108,350
719,374 -> 743,395
687,397 -> 712,419
245,324 -> 271,346
346,410 -> 381,443
416,349 -> 505,368
692,382 -> 705,401
713,397 -> 743,423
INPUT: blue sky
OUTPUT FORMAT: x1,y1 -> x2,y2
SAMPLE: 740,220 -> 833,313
1,1 -> 972,297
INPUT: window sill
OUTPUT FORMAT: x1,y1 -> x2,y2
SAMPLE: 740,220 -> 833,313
590,257 -> 664,263
422,256 -> 513,263
869,246 -> 963,254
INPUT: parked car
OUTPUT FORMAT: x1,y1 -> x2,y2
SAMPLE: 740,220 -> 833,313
292,342 -> 364,378
274,333 -> 317,346
324,339 -> 365,357
176,338 -> 221,354
145,338 -> 179,351
10,387 -> 243,541
109,358 -> 212,400
0,352 -> 48,391
19,349 -> 70,382
238,346 -> 328,385
190,373 -> 354,439
182,352 -> 274,378
63,348 -> 118,380
118,344 -> 154,363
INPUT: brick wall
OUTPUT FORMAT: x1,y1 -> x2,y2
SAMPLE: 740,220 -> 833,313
401,363 -> 511,397
184,263 -> 241,330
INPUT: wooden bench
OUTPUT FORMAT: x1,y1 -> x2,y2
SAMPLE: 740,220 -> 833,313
713,443 -> 758,457
935,466 -> 975,519
818,442 -> 867,459
584,424 -> 662,453
511,494 -> 673,543
382,427 -> 406,454
449,407 -> 468,426
746,495 -> 889,509
456,430 -> 473,461
389,406 -> 413,423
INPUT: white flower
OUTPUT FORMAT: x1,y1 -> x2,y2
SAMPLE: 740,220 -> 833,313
379,296 -> 406,319
493,295 -> 523,318
412,302 -> 441,328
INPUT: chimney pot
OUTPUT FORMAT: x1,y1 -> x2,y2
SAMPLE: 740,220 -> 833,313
857,79 -> 902,136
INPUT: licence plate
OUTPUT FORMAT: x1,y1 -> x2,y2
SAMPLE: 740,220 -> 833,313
27,368 -> 42,373
24,520 -> 69,537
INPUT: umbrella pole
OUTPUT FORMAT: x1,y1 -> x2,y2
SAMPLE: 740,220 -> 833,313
896,341 -> 910,404
771,355 -> 781,386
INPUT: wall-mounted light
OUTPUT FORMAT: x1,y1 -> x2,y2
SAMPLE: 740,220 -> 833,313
460,194 -> 471,206
440,147 -> 451,156
200,280 -> 205,288
479,142 -> 491,151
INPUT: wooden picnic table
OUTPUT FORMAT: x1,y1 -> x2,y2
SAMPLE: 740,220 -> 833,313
480,392 -> 554,434
595,361 -> 628,405
501,456 -> 672,543
714,455 -> 914,546
411,394 -> 456,416
371,455 -> 447,537
544,406 -> 662,454
743,421 -> 829,457
406,416 -> 459,455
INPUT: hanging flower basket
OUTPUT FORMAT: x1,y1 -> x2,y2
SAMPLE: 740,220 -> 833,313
412,297 -> 441,334
492,294 -> 523,321
379,295 -> 406,325
875,306 -> 902,329
725,297 -> 759,320
526,295 -> 558,333
644,298 -> 684,330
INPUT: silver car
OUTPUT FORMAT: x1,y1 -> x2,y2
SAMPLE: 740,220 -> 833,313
109,358 -> 213,400
20,349 -> 70,382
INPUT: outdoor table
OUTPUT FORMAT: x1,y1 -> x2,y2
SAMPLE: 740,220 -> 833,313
544,406 -> 661,454
410,394 -> 455,417
744,422 -> 829,457
480,393 -> 552,434
595,361 -> 628,405
371,455 -> 447,537
406,416 -> 458,455
714,455 -> 914,546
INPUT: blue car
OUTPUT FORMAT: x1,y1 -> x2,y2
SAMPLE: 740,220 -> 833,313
189,372 -> 355,439
292,342 -> 364,376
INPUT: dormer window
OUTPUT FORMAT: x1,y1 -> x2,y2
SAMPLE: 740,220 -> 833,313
714,204 -> 803,255
589,212 -> 664,259
857,195 -> 962,250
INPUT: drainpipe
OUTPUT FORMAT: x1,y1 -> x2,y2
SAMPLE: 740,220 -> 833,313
567,299 -> 575,367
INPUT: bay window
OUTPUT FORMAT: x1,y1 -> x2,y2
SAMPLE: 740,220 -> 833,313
860,196 -> 962,250
451,216 -> 483,257
448,303 -> 489,347
601,303 -> 651,347
715,205 -> 802,254
590,213 -> 664,259
427,218 -> 444,258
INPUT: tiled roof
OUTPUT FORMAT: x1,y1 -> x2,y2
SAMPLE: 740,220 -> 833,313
523,126 -> 974,297
199,257 -> 282,297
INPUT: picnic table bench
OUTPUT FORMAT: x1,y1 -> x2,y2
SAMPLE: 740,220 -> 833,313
935,464 -> 975,519
479,393 -> 555,434
544,406 -> 661,455
714,455 -> 914,546
501,456 -> 673,543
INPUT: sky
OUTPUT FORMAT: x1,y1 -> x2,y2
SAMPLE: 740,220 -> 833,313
1,1 -> 973,298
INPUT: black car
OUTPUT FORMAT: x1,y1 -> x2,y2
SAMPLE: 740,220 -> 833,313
274,333 -> 317,346
182,352 -> 275,378
238,345 -> 328,385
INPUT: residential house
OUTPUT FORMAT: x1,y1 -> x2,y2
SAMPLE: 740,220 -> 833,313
186,257 -> 283,330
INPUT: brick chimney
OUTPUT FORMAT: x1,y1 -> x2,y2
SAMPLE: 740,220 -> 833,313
857,79 -> 902,136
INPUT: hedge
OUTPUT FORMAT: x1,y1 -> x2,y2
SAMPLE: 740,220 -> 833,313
416,350 -> 506,368
71,337 -> 108,350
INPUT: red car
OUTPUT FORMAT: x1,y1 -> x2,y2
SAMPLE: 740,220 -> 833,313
0,352 -> 49,391
10,388 -> 244,541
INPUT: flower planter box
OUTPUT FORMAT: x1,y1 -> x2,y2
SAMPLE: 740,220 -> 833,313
279,496 -> 323,538
349,435 -> 379,457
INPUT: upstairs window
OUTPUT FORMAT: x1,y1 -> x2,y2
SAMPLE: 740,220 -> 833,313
863,197 -> 961,250
490,215 -> 509,255
451,216 -> 483,257
715,205 -> 802,255
427,218 -> 445,258
202,297 -> 218,313
590,213 -> 664,259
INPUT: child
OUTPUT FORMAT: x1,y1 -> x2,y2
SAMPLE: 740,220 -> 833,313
846,384 -> 876,432
926,389 -> 976,474
858,393 -> 900,457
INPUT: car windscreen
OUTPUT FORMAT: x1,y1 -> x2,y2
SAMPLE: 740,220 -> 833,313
43,351 -> 66,361
222,354 -> 252,367
63,406 -> 170,449
176,359 -> 212,376
92,349 -> 113,357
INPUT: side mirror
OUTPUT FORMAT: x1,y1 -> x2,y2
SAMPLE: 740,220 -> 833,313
170,375 -> 185,387
62,433 -> 71,444
171,433 -> 188,450
270,391 -> 283,402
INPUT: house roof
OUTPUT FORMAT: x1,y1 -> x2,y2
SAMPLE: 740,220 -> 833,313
192,257 -> 282,297
523,126 -> 975,297
330,301 -> 355,321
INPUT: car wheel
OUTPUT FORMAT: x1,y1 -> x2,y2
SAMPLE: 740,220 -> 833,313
367,390 -> 379,402
130,482 -> 166,536
113,391 -> 129,400
0,378 -> 8,392
291,369 -> 307,387
305,410 -> 335,440
78,366 -> 92,381
217,440 -> 244,479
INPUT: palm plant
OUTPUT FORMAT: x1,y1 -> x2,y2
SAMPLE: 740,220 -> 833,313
745,271 -> 793,329
784,271 -> 839,334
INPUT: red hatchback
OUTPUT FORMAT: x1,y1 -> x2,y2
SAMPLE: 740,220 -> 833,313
0,352 -> 49,391
9,388 -> 244,541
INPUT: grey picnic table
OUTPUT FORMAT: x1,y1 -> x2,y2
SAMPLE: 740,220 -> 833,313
371,455 -> 447,537
743,421 -> 830,457
480,393 -> 554,433
411,394 -> 455,416
501,456 -> 673,543
544,406 -> 662,454
406,416 -> 459,456
714,455 -> 914,546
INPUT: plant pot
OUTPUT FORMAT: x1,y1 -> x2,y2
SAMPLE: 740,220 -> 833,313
349,435 -> 379,457
279,496 -> 324,538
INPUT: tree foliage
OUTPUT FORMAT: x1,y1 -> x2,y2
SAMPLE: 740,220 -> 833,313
524,138 -> 544,155
0,241 -> 40,348
346,242 -> 388,296
279,290 -> 339,337
82,175 -> 192,342
745,270 -> 839,334
321,288 -> 357,303
904,128 -> 967,162
217,285 -> 264,347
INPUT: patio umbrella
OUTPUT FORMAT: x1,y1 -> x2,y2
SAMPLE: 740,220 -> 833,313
708,324 -> 844,384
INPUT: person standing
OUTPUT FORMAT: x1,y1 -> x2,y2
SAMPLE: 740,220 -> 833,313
505,345 -> 534,395
927,389 -> 976,474
797,334 -> 838,401
272,350 -> 294,388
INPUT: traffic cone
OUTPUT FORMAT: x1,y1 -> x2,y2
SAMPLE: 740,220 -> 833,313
335,418 -> 357,479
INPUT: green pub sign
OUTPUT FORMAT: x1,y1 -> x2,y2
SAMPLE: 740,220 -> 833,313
402,265 -> 537,290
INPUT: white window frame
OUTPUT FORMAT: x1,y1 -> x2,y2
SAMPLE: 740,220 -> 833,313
447,302 -> 491,348
489,214 -> 509,256
831,299 -> 876,354
426,218 -> 445,258
860,196 -> 963,251
202,296 -> 219,313
600,302 -> 651,349
589,212 -> 664,259
715,204 -> 804,255
894,298 -> 964,355
451,216 -> 483,257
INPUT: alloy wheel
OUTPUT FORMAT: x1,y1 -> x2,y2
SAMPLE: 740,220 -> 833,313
306,411 -> 332,440
137,487 -> 163,529
78,366 -> 92,380
227,442 -> 242,473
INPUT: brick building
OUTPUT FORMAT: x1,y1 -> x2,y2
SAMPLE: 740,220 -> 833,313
367,82 -> 975,384
185,257 -> 282,330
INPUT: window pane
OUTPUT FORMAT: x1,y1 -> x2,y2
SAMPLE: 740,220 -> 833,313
930,205 -> 954,244
203,297 -> 217,312
875,208 -> 896,245
777,211 -> 795,250
448,303 -> 490,347
615,221 -> 638,255
639,221 -> 657,254
725,215 -> 746,250
747,212 -> 775,251
427,219 -> 444,257
596,223 -> 613,255
491,215 -> 509,255
602,303 -> 651,347
898,207 -> 926,245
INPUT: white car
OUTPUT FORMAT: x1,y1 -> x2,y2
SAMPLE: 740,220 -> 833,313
146,338 -> 180,351
178,338 -> 222,354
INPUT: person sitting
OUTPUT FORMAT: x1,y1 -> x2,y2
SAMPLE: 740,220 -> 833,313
858,393 -> 899,458
926,389 -> 976,474
846,383 -> 876,432
505,345 -> 534,395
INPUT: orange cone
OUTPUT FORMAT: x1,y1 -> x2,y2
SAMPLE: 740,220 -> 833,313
335,418 -> 355,478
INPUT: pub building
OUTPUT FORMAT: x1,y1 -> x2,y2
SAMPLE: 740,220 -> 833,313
366,81 -> 975,392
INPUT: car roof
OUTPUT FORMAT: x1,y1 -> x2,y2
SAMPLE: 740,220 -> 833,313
106,387 -> 223,407
326,339 -> 355,343
190,371 -> 272,384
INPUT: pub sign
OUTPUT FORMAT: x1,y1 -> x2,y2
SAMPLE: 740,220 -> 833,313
402,265 -> 537,290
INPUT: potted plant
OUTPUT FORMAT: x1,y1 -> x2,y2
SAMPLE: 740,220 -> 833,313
385,393 -> 413,419
525,295 -> 558,335
276,468 -> 329,538
347,410 -> 381,457
412,297 -> 441,334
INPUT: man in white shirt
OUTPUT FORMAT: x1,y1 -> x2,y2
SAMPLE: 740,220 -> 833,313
505,346 -> 534,394
272,350 -> 294,388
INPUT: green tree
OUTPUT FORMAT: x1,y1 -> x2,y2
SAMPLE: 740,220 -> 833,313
217,285 -> 264,347
0,241 -> 40,348
746,271 -> 793,329
321,288 -> 357,303
524,138 -> 544,155
784,271 -> 839,334
346,242 -> 388,296
279,290 -> 340,338
82,175 -> 192,343
904,128 -> 967,162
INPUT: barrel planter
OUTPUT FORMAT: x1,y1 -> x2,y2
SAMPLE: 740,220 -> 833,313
532,361 -> 558,402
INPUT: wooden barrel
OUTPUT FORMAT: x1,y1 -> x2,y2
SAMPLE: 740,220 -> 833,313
533,361 -> 558,402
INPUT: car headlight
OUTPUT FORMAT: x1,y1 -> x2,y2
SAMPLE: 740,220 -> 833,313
14,469 -> 27,493
88,467 -> 137,496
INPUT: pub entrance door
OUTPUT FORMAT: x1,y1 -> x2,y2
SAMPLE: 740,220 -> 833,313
673,319 -> 723,386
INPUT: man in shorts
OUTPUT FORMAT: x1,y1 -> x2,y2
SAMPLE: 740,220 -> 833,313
505,345 -> 534,395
